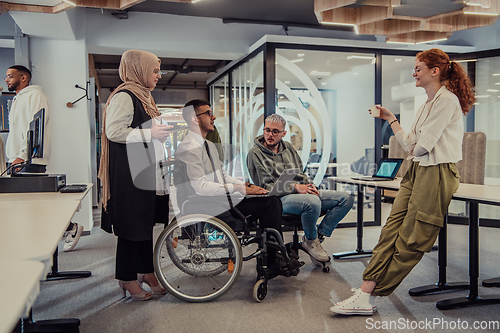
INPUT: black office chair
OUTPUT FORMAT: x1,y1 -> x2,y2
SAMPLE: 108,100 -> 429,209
281,212 -> 330,273
154,160 -> 299,303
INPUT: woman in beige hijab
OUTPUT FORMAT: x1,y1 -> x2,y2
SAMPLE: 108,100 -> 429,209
98,50 -> 171,301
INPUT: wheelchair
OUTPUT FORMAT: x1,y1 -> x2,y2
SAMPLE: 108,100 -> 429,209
153,160 -> 300,302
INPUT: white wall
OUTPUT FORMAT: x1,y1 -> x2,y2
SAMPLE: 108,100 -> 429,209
29,37 -> 93,231
0,48 -> 15,93
85,9 -> 282,60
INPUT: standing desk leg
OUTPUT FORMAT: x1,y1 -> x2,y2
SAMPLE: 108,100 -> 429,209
436,202 -> 500,310
46,248 -> 91,281
483,278 -> 500,287
333,184 -> 372,259
409,214 -> 469,296
23,309 -> 80,333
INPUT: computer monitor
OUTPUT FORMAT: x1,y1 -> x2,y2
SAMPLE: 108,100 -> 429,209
10,108 -> 46,177
27,108 -> 45,163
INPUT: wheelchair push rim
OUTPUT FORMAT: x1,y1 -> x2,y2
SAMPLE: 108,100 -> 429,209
154,214 -> 243,302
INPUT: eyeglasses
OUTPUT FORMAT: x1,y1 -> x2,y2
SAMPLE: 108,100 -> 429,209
153,69 -> 162,77
195,110 -> 214,117
4,74 -> 24,80
412,66 -> 438,75
264,128 -> 284,135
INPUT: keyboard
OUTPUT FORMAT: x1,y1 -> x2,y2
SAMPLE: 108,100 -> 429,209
60,184 -> 88,193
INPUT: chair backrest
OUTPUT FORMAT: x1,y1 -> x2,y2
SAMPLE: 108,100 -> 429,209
457,132 -> 486,185
388,136 -> 409,177
0,135 -> 5,174
389,132 -> 486,185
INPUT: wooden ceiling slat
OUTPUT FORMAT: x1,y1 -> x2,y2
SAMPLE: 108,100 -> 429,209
315,0 -> 500,43
358,19 -> 420,35
362,0 -> 400,7
120,0 -> 146,9
314,0 -> 356,13
355,5 -> 392,25
319,8 -> 356,24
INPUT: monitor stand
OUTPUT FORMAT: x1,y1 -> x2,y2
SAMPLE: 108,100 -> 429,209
10,162 -> 48,177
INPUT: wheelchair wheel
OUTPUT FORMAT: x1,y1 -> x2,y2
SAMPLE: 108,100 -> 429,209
253,279 -> 267,302
154,214 -> 243,302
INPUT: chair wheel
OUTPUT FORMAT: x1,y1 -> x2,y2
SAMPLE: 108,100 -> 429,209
323,266 -> 330,273
309,256 -> 324,267
253,279 -> 267,302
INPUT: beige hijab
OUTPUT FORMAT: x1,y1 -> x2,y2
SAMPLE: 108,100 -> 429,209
98,50 -> 161,210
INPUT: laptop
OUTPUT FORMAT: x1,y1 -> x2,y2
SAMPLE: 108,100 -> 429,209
246,168 -> 301,197
351,158 -> 403,181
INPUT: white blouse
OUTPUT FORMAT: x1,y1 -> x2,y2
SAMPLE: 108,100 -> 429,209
105,92 -> 166,194
395,86 -> 464,166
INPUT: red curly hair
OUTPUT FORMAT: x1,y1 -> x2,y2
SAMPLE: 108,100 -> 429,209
416,48 -> 475,115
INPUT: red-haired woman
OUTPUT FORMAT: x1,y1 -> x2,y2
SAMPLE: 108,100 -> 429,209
330,48 -> 475,315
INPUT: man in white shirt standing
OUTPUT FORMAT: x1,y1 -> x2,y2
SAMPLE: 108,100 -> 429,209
4,65 -> 82,252
5,65 -> 50,172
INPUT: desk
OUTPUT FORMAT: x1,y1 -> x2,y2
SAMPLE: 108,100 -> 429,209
331,177 -> 500,310
0,200 -> 84,267
434,183 -> 500,310
328,177 -> 400,259
0,187 -> 92,202
0,261 -> 45,333
0,185 -> 92,332
0,186 -> 93,278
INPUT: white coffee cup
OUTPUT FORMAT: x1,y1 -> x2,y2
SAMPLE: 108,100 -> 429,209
370,105 -> 380,117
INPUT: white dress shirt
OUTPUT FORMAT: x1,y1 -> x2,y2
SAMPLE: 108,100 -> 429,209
175,130 -> 244,196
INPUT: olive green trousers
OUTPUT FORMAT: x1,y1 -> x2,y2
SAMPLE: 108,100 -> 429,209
363,161 -> 460,296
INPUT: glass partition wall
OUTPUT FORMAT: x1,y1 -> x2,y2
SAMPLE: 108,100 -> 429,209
275,49 -> 375,185
232,52 -> 264,181
460,55 -> 500,223
209,44 -> 381,224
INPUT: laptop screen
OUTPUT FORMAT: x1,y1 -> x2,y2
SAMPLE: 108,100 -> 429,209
374,159 -> 403,178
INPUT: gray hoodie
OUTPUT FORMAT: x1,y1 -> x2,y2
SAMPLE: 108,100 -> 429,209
247,135 -> 310,196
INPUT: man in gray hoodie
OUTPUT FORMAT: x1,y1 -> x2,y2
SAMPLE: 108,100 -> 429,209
247,114 -> 353,263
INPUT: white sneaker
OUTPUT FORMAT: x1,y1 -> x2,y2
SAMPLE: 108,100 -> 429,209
63,223 -> 83,252
302,235 -> 329,262
330,288 -> 377,315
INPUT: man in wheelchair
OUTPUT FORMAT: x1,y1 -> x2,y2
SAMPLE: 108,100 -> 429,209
174,99 -> 304,280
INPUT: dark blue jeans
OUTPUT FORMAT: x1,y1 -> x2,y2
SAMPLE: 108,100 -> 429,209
281,190 -> 354,240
